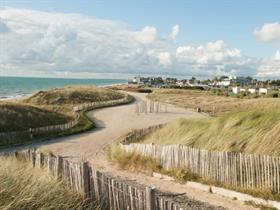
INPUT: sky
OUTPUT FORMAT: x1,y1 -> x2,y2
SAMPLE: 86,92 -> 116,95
0,0 -> 280,79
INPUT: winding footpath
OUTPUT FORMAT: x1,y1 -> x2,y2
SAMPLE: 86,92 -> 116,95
1,92 -> 257,210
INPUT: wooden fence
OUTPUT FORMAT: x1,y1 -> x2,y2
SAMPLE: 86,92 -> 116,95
9,150 -> 220,210
0,95 -> 132,145
120,125 -> 280,193
136,100 -> 167,114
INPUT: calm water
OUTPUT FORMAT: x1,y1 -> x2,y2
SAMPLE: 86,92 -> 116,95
0,77 -> 126,99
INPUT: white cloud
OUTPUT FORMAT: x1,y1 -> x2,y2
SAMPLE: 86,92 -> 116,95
176,40 -> 257,76
257,51 -> 280,77
170,24 -> 179,40
157,52 -> 172,67
0,7 -> 260,78
135,26 -> 157,44
254,22 -> 280,42
0,7 -> 170,75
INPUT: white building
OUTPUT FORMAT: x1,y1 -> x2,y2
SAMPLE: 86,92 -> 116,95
217,79 -> 231,87
259,88 -> 269,95
232,87 -> 240,94
248,88 -> 256,94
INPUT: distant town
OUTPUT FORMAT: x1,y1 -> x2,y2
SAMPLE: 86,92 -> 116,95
128,75 -> 280,96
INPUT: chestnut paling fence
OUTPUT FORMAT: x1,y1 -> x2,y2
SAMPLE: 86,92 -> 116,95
0,95 -> 132,145
120,125 -> 280,193
136,100 -> 167,114
7,150 -> 219,210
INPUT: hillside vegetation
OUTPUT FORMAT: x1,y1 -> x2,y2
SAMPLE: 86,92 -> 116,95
0,156 -> 98,210
141,108 -> 280,156
0,102 -> 71,132
0,86 -> 125,133
148,89 -> 280,114
24,85 -> 125,105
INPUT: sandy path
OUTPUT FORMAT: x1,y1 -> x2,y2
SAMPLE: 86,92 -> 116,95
2,92 -> 257,210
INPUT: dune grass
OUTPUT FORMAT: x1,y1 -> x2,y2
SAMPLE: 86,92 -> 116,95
148,89 -> 280,114
24,85 -> 125,105
0,102 -> 72,132
108,145 -> 160,175
109,145 -> 280,202
0,85 -> 130,147
0,156 -> 99,210
0,85 -> 125,133
141,108 -> 280,156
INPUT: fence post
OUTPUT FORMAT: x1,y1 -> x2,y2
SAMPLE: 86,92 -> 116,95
146,187 -> 156,210
32,151 -> 36,168
39,152 -> 44,168
82,162 -> 90,199
57,156 -> 63,178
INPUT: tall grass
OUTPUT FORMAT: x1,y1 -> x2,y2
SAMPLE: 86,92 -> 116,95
109,146 -> 280,202
148,89 -> 280,114
0,156 -> 99,210
108,145 -> 161,175
0,102 -> 72,132
141,108 -> 280,156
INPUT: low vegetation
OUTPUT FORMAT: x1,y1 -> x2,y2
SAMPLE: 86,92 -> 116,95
109,146 -> 280,202
24,85 -> 125,105
148,89 -> 280,114
0,85 -> 130,146
0,102 -> 72,132
0,156 -> 99,210
141,108 -> 280,155
109,145 -> 160,175
0,85 -> 126,133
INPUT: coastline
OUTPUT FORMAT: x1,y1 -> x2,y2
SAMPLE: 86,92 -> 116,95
0,81 -> 127,102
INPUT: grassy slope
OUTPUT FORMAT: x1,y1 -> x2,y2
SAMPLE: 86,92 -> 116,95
148,89 -> 280,114
141,108 -> 280,156
143,89 -> 280,155
0,102 -> 71,132
0,86 -> 125,132
0,156 -> 98,210
24,85 -> 124,105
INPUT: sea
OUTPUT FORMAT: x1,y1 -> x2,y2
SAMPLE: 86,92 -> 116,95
0,77 -> 127,100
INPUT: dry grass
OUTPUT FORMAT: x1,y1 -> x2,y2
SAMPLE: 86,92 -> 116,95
24,85 -> 125,105
0,102 -> 72,132
148,89 -> 280,114
141,108 -> 280,156
144,89 -> 280,155
109,146 -> 280,202
108,145 -> 161,175
0,85 -> 125,133
0,156 -> 99,210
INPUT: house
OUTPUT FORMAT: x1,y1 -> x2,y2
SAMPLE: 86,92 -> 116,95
259,88 -> 269,95
232,87 -> 240,94
128,76 -> 151,85
248,88 -> 256,94
217,78 -> 231,87
240,88 -> 246,92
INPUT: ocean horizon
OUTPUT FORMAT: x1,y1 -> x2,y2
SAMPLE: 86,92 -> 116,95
0,76 -> 127,100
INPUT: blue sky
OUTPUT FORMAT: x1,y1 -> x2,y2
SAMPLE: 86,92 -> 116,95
1,0 -> 280,78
